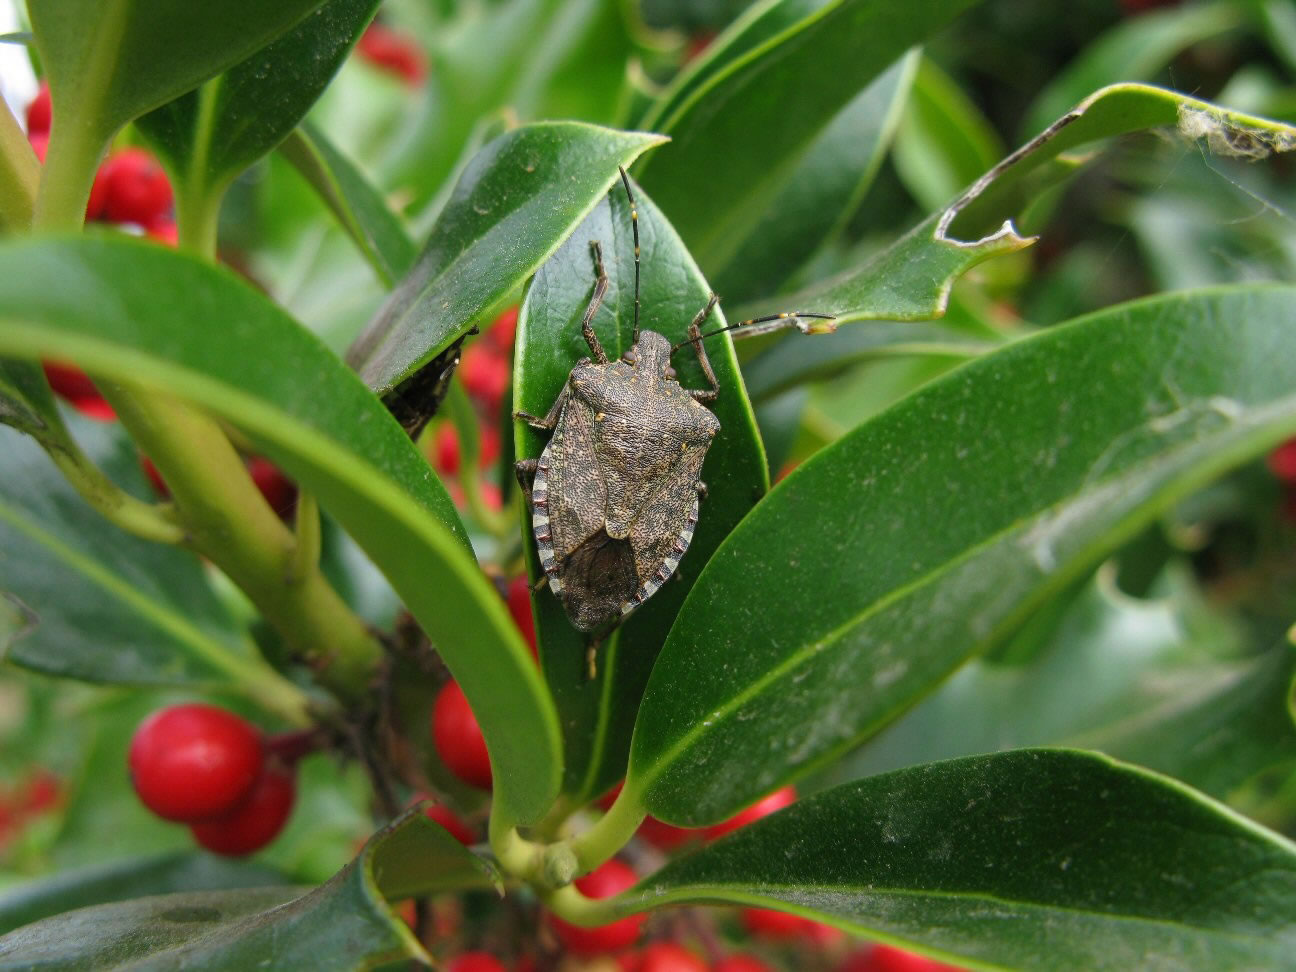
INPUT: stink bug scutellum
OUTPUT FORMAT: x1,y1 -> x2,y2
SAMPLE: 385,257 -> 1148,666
516,168 -> 834,675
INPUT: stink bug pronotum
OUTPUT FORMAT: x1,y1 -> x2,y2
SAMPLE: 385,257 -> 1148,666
515,168 -> 834,675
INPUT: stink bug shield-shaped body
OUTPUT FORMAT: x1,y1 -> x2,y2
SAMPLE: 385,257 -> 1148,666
516,170 -> 834,650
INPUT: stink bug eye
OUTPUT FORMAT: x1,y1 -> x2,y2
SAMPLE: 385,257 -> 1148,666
514,166 -> 835,676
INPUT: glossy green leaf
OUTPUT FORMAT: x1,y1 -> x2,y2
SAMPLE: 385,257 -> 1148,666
758,85 -> 1296,326
1020,2 -> 1247,139
0,853 -> 288,936
832,569 -> 1296,802
279,123 -> 416,287
628,286 -> 1296,824
136,0 -> 380,202
0,813 -> 444,969
515,175 -> 765,801
368,804 -> 500,899
349,123 -> 666,394
709,50 -> 918,303
0,236 -> 560,824
892,56 -> 1003,213
625,750 -> 1296,969
634,0 -> 982,277
30,1 -> 328,145
0,421 -> 284,699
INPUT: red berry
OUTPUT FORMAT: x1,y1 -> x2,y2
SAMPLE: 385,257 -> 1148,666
432,423 -> 461,475
356,23 -> 428,85
445,953 -> 506,972
424,802 -> 476,845
85,165 -> 111,222
190,761 -> 295,856
1268,439 -> 1296,482
703,786 -> 796,840
460,343 -> 510,412
432,680 -> 492,789
684,31 -> 716,63
486,306 -> 519,352
506,575 -> 537,657
596,781 -> 623,811
713,955 -> 776,972
839,945 -> 967,972
27,132 -> 48,163
637,815 -> 700,851
247,457 -> 296,516
546,858 -> 645,955
637,942 -> 706,972
14,769 -> 60,818
102,148 -> 173,227
147,220 -> 178,246
128,704 -> 264,823
42,360 -> 118,420
25,82 -> 51,136
740,907 -> 841,944
478,423 -> 501,469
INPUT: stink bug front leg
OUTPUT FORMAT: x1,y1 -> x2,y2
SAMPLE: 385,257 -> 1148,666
684,293 -> 721,403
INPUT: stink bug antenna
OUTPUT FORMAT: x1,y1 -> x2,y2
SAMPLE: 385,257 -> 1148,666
618,165 -> 641,345
670,311 -> 839,353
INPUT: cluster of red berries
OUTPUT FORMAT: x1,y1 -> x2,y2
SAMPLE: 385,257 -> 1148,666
127,703 -> 296,856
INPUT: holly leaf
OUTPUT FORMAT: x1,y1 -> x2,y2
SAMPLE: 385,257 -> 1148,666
135,0 -> 381,203
627,286 -> 1296,824
514,174 -> 765,802
622,751 -> 1296,970
349,123 -> 667,395
0,236 -> 560,824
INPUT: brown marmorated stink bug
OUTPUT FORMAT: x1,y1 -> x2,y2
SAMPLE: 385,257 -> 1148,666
516,168 -> 835,674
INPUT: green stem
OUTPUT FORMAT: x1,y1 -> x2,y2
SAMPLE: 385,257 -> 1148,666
542,882 -> 630,927
42,441 -> 186,545
33,114 -> 105,232
565,781 -> 647,875
99,381 -> 383,705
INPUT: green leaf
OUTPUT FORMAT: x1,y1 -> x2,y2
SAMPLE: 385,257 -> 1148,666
367,804 -> 500,899
515,175 -> 765,802
0,853 -> 288,936
135,0 -> 380,203
0,236 -> 560,824
832,569 -> 1296,803
349,122 -> 666,395
279,123 -> 416,287
892,55 -> 1004,213
634,0 -> 982,277
0,812 -> 444,969
709,50 -> 918,303
754,85 -> 1296,327
30,1 -> 329,145
626,750 -> 1296,970
628,286 -> 1296,825
0,421 -> 285,700
1020,2 -> 1247,140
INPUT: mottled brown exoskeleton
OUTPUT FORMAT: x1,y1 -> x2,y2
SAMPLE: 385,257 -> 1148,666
516,169 -> 833,673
